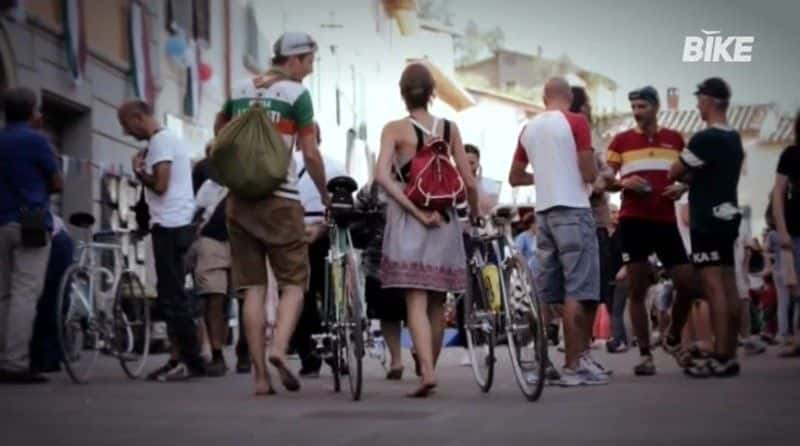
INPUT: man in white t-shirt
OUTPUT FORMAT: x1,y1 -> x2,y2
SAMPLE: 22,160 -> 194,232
508,77 -> 603,387
119,100 -> 205,382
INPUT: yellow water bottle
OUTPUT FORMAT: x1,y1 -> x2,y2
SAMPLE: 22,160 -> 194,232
481,265 -> 502,312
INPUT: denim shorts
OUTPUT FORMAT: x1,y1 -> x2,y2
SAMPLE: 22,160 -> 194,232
535,207 -> 600,304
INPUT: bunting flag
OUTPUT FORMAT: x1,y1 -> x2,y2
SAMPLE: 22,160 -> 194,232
62,0 -> 87,84
129,0 -> 156,105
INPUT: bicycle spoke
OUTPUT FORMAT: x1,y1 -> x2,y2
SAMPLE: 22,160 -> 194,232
503,255 -> 546,401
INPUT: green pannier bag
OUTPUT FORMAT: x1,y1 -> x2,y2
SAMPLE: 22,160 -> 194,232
210,102 -> 290,200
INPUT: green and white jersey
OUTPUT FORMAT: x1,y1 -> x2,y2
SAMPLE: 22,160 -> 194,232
222,76 -> 315,201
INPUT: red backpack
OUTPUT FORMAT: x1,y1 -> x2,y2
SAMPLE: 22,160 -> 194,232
403,118 -> 466,211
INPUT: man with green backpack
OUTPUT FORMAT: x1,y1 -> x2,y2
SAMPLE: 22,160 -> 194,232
213,32 -> 328,396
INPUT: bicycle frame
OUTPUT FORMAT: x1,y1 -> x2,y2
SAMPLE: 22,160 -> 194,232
321,221 -> 364,335
69,241 -> 122,322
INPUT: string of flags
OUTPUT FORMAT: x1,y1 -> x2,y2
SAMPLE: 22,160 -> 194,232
59,154 -> 136,181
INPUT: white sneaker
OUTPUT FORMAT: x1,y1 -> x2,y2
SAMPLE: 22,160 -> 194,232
558,368 -> 586,387
579,356 -> 611,383
460,349 -> 472,367
581,351 -> 612,377
742,338 -> 766,356
559,365 -> 609,387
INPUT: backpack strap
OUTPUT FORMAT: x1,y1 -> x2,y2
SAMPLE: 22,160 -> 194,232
410,117 -> 443,150
413,123 -> 424,151
253,68 -> 288,91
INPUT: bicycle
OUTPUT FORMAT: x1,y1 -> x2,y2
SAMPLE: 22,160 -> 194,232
312,176 -> 369,401
463,208 -> 547,401
56,212 -> 152,384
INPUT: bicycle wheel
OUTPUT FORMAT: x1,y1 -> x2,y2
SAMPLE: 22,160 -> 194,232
503,254 -> 546,401
341,253 -> 364,401
114,271 -> 151,379
57,265 -> 99,384
464,250 -> 496,393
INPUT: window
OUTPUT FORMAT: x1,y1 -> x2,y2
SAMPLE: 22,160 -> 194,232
193,0 -> 210,45
166,0 -> 210,43
83,0 -> 129,64
243,3 -> 267,73
166,0 -> 193,35
26,0 -> 62,31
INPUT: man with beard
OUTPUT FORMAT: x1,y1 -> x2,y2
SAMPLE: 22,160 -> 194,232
607,87 -> 698,376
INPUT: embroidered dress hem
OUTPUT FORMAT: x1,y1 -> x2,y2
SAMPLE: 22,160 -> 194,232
380,258 -> 467,294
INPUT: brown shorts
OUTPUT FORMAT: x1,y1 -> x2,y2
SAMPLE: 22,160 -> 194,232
194,237 -> 231,295
227,195 -> 309,290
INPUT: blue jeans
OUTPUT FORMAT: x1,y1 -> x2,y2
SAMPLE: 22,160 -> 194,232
30,230 -> 74,371
768,230 -> 800,337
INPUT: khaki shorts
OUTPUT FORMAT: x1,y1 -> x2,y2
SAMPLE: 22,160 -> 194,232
194,237 -> 231,295
227,195 -> 309,290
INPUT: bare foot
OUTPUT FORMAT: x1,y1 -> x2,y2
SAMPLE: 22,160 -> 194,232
268,356 -> 301,392
254,372 -> 276,396
386,367 -> 404,381
406,381 -> 437,398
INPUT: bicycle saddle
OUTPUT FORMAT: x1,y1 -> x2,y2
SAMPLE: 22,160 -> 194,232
327,176 -> 358,195
69,212 -> 96,229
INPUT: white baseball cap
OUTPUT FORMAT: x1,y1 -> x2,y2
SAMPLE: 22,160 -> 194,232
273,32 -> 318,57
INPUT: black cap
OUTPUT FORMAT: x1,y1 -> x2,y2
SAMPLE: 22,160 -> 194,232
628,86 -> 660,106
694,77 -> 731,101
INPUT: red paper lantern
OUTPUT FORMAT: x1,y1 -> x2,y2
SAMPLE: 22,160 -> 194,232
199,63 -> 213,82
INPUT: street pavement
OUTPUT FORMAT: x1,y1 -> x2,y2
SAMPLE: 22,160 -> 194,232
2,344 -> 798,446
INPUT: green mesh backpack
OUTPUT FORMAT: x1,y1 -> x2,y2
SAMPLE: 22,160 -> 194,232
211,101 -> 290,200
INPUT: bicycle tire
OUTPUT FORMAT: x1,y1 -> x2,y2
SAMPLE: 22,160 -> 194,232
342,253 -> 364,401
332,337 -> 342,393
503,254 -> 546,401
115,271 -> 151,379
464,249 -> 496,393
323,255 -> 343,394
57,265 -> 99,384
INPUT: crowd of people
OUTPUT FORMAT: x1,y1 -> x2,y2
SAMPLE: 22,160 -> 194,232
1,30 -> 799,396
